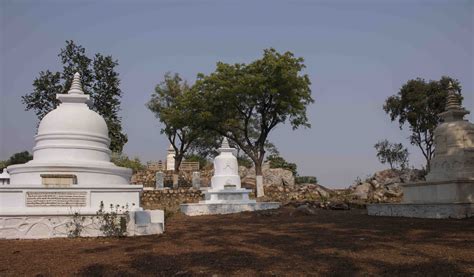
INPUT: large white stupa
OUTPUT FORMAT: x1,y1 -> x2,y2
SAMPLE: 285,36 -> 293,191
180,138 -> 280,216
0,73 -> 164,238
368,84 -> 473,218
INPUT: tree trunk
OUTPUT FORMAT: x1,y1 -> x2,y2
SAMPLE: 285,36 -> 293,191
255,161 -> 264,197
173,154 -> 183,188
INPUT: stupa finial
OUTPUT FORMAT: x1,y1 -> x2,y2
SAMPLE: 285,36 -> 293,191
68,72 -> 84,94
221,137 -> 230,148
445,81 -> 461,111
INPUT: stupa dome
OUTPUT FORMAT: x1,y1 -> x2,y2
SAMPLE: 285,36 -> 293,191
38,103 -> 108,139
7,72 -> 132,186
31,73 -> 111,162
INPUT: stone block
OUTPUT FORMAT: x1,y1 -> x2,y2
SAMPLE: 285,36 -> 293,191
367,203 -> 474,219
180,202 -> 281,216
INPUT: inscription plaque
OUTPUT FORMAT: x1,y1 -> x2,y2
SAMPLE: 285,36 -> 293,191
26,191 -> 87,207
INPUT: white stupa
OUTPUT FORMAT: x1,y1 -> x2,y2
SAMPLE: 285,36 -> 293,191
0,73 -> 164,238
166,144 -> 175,171
204,138 -> 255,203
7,73 -> 133,190
180,137 -> 280,216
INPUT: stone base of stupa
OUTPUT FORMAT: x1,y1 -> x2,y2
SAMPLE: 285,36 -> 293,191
180,201 -> 281,216
181,187 -> 280,216
367,203 -> 473,219
0,184 -> 165,239
203,188 -> 255,203
0,209 -> 164,239
368,179 -> 474,219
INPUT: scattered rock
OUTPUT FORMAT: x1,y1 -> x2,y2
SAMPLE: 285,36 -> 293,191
353,182 -> 371,200
328,202 -> 350,210
292,204 -> 317,216
350,169 -> 425,203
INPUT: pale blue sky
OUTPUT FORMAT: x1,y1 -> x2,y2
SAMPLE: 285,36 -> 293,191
1,0 -> 473,188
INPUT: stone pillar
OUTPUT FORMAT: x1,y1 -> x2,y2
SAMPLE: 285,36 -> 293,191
172,174 -> 179,189
155,172 -> 164,190
192,172 -> 201,189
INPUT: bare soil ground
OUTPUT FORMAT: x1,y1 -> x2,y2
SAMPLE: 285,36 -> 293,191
0,207 -> 473,276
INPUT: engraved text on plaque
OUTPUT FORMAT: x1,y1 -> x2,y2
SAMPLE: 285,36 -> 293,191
26,191 -> 87,207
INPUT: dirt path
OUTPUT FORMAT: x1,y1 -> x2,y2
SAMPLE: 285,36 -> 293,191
1,207 -> 473,276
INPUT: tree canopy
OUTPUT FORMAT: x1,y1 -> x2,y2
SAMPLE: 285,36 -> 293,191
22,40 -> 127,153
147,73 -> 219,173
374,139 -> 409,170
1,151 -> 33,169
190,48 -> 313,196
383,76 -> 462,171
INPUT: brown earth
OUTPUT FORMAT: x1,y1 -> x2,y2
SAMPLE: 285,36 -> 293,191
0,207 -> 473,276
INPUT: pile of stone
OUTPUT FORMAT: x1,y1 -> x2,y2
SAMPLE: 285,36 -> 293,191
263,183 -> 332,203
349,169 -> 425,202
239,164 -> 295,188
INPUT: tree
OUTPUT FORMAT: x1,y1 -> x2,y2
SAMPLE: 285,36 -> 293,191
191,48 -> 314,197
383,76 -> 462,171
3,151 -> 33,167
22,40 -> 127,153
147,73 -> 217,174
374,139 -> 409,170
183,154 -> 210,169
111,153 -> 145,173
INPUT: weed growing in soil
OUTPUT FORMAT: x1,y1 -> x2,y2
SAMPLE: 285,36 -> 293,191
96,201 -> 130,237
66,211 -> 86,238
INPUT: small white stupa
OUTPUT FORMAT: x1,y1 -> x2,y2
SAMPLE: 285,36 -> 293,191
166,144 -> 175,171
0,169 -> 10,185
180,137 -> 280,216
0,73 -> 164,238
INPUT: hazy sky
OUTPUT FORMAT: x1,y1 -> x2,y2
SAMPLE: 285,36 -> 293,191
0,0 -> 472,188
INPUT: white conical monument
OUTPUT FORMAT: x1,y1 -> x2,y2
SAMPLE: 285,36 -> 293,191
166,144 -> 175,171
0,73 -> 164,238
180,137 -> 280,216
205,137 -> 254,203
369,83 -> 474,219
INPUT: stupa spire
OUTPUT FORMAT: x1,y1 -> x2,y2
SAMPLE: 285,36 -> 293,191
68,72 -> 84,94
221,137 -> 230,148
439,81 -> 469,122
445,82 -> 462,111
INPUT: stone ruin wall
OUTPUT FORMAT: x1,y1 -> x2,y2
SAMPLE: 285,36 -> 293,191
138,168 -> 426,213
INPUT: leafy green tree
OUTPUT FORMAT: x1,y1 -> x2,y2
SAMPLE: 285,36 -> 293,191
191,48 -> 313,196
374,139 -> 409,170
111,153 -> 145,173
383,76 -> 462,171
5,151 -> 33,166
183,154 -> 210,169
147,73 -> 206,174
22,40 -> 127,153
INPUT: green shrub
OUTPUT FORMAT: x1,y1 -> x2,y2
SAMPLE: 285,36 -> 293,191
295,176 -> 318,184
96,201 -> 131,237
66,212 -> 86,238
266,154 -> 297,176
